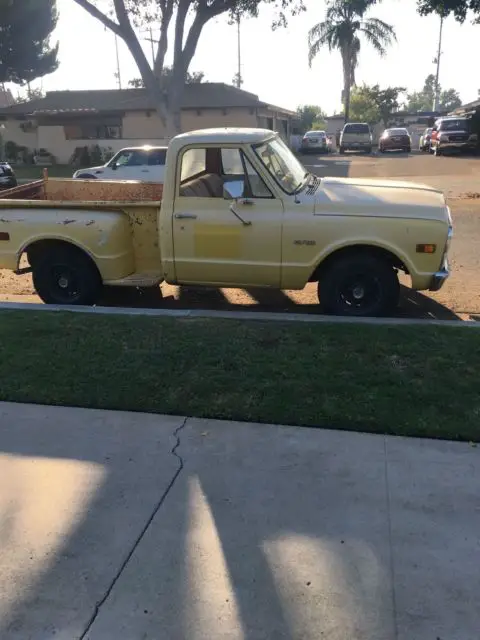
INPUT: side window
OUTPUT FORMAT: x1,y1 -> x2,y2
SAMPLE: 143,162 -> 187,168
221,148 -> 273,199
148,149 -> 167,166
181,148 -> 206,182
110,150 -> 131,167
113,150 -> 147,167
221,148 -> 244,175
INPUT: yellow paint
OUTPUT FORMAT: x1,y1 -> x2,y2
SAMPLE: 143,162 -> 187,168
194,224 -> 242,260
0,131 -> 452,299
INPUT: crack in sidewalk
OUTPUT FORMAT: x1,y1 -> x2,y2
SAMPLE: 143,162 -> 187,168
79,416 -> 188,639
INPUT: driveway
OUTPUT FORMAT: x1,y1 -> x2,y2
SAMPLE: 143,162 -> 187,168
1,402 -> 479,639
1,152 -> 479,319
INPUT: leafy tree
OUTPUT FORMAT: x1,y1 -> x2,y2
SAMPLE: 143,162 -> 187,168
439,88 -> 462,111
417,0 -> 480,23
232,72 -> 244,88
13,87 -> 46,103
0,0 -> 59,85
349,86 -> 380,124
366,85 -> 406,126
73,0 -> 304,135
128,67 -> 205,88
296,104 -> 327,132
406,74 -> 462,112
308,0 -> 396,123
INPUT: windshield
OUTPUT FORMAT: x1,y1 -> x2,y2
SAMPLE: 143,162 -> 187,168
388,129 -> 408,136
440,119 -> 469,132
253,136 -> 306,195
343,124 -> 370,134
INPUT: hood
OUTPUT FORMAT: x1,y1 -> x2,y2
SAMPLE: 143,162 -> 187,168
73,166 -> 105,177
314,176 -> 447,220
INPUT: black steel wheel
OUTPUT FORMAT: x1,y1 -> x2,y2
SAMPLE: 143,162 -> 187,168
32,245 -> 102,305
318,253 -> 400,317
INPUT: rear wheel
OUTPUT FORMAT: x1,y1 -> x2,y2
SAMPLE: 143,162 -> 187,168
318,253 -> 400,317
32,245 -> 102,305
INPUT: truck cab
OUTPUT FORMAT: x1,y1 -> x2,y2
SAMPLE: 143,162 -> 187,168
0,128 -> 452,317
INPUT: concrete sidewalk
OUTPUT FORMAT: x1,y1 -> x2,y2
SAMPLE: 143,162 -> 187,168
0,403 -> 478,640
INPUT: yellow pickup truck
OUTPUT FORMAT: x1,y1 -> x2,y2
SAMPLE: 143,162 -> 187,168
0,128 -> 452,316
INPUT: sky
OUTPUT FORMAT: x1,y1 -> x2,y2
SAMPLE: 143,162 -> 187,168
20,0 -> 480,115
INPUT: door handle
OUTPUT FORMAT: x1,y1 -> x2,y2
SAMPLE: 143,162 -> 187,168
175,213 -> 198,219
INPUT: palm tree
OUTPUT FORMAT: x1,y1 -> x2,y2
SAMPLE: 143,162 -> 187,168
308,0 -> 396,123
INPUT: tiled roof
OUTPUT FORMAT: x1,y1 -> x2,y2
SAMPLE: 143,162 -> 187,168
0,83 -> 294,116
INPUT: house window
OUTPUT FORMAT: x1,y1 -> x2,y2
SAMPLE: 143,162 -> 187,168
64,119 -> 122,140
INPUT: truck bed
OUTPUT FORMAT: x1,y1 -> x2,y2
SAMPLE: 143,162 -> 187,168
0,176 -> 164,285
0,175 -> 163,203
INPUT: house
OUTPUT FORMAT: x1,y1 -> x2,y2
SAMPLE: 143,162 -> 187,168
0,88 -> 14,108
0,84 -> 297,164
449,98 -> 480,116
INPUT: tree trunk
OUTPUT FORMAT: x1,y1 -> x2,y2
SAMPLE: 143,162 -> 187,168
342,53 -> 351,124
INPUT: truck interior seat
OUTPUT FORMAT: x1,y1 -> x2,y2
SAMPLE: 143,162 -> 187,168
179,173 -> 224,198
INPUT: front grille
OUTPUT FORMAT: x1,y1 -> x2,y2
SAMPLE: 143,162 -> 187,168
306,177 -> 320,195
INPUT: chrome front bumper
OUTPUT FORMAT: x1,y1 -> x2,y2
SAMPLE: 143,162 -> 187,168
429,259 -> 450,292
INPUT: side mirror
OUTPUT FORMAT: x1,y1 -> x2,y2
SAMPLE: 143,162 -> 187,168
111,162 -> 118,170
223,180 -> 244,200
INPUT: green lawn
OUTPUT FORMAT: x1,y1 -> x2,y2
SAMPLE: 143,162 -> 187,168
14,164 -> 75,179
1,310 -> 479,441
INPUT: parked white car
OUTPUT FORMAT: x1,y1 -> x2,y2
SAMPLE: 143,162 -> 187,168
72,146 -> 167,182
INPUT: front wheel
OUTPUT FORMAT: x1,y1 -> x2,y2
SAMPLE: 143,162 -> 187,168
318,253 -> 400,317
32,245 -> 102,305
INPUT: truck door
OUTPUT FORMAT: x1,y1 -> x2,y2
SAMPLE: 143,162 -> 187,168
172,146 -> 283,287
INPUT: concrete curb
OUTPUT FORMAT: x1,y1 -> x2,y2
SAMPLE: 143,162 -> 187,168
0,300 -> 479,328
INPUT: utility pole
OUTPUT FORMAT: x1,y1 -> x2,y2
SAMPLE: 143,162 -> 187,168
236,13 -> 242,88
433,14 -> 444,111
143,28 -> 157,68
114,34 -> 122,89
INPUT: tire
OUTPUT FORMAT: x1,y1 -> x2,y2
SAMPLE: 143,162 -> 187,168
405,147 -> 411,153
318,253 -> 400,317
32,245 -> 102,305
366,147 -> 372,154
339,146 -> 345,155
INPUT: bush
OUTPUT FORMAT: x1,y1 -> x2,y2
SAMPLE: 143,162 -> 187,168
70,145 -> 114,167
4,140 -> 34,164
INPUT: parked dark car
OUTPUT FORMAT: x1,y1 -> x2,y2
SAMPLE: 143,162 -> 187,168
430,117 -> 478,156
379,128 -> 411,153
0,162 -> 17,190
